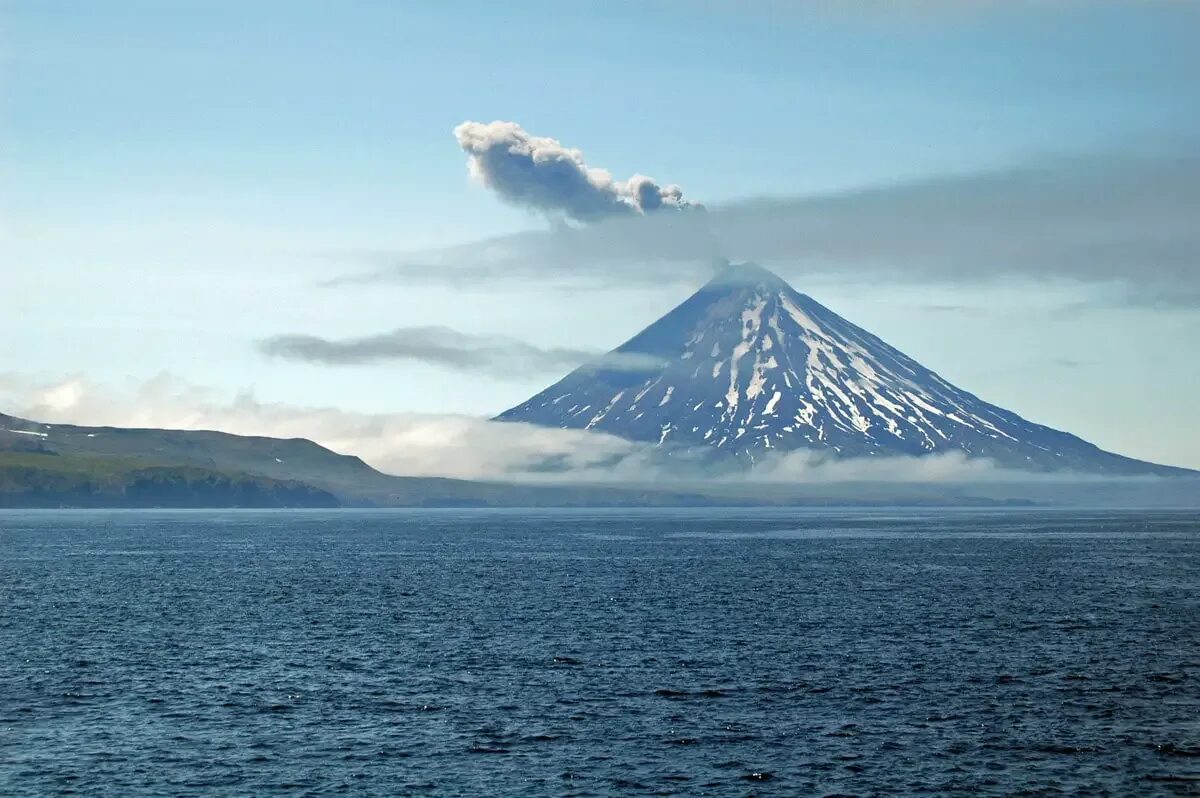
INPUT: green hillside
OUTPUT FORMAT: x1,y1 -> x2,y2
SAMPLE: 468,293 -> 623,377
0,451 -> 340,508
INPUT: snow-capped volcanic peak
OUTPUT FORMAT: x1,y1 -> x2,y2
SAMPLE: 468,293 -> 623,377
498,263 -> 1185,475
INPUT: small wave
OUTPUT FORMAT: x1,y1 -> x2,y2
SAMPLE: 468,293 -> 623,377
742,771 -> 774,781
468,744 -> 509,754
1155,743 -> 1200,758
552,656 -> 583,666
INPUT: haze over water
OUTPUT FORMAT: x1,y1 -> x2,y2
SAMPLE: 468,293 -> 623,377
2,508 -> 1198,795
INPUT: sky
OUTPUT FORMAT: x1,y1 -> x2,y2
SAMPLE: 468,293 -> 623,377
2,0 -> 1199,473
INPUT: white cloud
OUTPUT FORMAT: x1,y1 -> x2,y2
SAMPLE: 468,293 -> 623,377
736,448 -> 1000,483
1,373 -> 1049,485
0,373 -> 641,481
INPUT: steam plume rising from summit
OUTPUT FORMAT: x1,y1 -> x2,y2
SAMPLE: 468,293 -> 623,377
454,121 -> 696,223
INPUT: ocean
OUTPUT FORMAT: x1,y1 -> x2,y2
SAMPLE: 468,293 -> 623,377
1,508 -> 1197,796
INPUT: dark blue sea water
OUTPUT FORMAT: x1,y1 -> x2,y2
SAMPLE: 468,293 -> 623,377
1,508 -> 1198,796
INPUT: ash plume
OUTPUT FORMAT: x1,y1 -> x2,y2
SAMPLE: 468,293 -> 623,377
453,120 -> 696,223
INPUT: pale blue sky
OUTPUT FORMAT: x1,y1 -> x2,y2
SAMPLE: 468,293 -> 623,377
2,1 -> 1198,468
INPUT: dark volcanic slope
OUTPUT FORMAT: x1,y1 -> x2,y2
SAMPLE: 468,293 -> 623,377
499,263 -> 1189,476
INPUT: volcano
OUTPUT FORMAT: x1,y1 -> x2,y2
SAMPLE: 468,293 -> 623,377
497,263 -> 1188,476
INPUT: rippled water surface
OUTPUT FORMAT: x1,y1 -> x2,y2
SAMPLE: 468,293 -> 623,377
2,508 -> 1198,796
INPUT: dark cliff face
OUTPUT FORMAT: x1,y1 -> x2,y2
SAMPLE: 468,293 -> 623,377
499,263 -> 1189,476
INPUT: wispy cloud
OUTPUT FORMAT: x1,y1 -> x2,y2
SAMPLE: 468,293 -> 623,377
0,373 -> 1022,484
734,448 -> 999,483
0,373 -> 643,480
454,120 -> 697,223
1052,357 -> 1087,369
259,326 -> 592,376
6,374 -> 1180,485
329,152 -> 1200,307
257,327 -> 663,377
